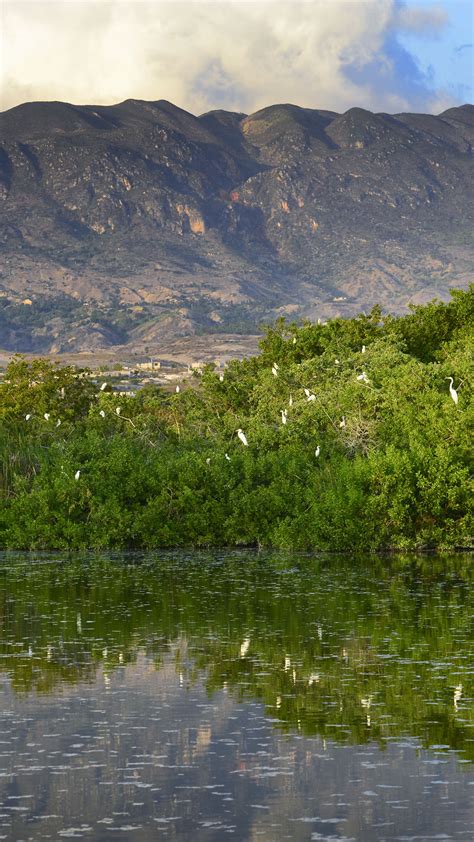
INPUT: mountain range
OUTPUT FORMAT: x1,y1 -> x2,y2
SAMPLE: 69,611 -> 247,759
0,98 -> 473,354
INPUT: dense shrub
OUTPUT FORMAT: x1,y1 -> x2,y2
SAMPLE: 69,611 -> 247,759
0,287 -> 472,550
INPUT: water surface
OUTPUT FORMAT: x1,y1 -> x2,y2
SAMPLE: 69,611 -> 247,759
0,551 -> 473,840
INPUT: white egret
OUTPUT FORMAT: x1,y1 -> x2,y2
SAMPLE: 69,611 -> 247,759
271,366 -> 278,377
335,359 -> 340,365
115,407 -> 121,416
74,470 -> 81,481
55,419 -> 61,427
225,453 -> 231,462
292,336 -> 297,345
447,377 -> 458,405
100,382 -> 107,391
219,374 -> 224,382
99,410 -> 106,418
237,428 -> 249,446
25,414 -> 32,421
289,394 -> 293,407
339,416 -> 346,428
315,445 -> 320,457
281,410 -> 288,425
356,371 -> 370,383
44,413 -> 50,421
273,362 -> 279,370
206,457 -> 211,465
307,392 -> 316,402
175,385 -> 180,393
362,345 -> 366,354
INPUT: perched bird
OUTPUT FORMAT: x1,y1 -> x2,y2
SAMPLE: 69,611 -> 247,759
289,394 -> 293,407
292,336 -> 297,345
362,345 -> 366,354
44,413 -> 50,421
315,445 -> 320,457
447,377 -> 458,405
25,414 -> 32,421
115,407 -> 121,416
273,362 -> 279,370
281,410 -> 288,425
237,428 -> 249,446
335,359 -> 340,365
175,385 -> 180,393
219,374 -> 224,382
100,382 -> 107,391
271,366 -> 278,377
74,470 -> 81,481
99,410 -> 106,418
356,371 -> 370,383
225,453 -> 231,462
206,457 -> 211,465
55,419 -> 61,427
304,387 -> 315,402
339,416 -> 346,428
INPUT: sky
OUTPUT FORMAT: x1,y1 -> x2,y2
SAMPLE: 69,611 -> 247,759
1,0 -> 473,116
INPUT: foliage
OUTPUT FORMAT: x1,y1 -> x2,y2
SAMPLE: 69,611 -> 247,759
0,287 -> 472,550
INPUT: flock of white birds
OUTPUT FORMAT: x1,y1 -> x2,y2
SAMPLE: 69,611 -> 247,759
23,355 -> 461,481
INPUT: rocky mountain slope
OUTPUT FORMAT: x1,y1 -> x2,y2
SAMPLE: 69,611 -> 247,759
0,98 -> 473,353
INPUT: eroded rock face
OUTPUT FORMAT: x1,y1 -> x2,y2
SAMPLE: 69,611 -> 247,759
0,98 -> 473,352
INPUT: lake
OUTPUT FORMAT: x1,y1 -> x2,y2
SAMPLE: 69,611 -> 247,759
0,551 -> 472,840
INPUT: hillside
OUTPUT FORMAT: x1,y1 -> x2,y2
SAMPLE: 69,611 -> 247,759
0,98 -> 473,353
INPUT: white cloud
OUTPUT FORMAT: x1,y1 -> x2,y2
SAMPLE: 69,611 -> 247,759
1,1 -> 450,115
394,3 -> 448,36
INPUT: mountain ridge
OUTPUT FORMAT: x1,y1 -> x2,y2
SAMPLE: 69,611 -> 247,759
0,98 -> 473,354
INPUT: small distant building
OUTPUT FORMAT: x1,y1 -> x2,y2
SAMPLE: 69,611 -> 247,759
135,361 -> 161,371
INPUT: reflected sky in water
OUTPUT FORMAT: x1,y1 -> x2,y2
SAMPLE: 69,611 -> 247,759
0,551 -> 473,840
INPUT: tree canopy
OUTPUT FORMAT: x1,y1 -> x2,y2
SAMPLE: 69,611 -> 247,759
0,287 -> 472,550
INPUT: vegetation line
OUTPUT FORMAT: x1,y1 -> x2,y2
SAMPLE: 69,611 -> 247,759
0,287 -> 472,551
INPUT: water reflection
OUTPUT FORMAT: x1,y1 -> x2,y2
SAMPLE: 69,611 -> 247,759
0,551 -> 473,839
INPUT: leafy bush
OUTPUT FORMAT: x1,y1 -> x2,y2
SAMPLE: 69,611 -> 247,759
0,287 -> 472,550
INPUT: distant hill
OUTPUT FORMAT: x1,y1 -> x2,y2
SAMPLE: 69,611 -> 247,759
0,98 -> 473,353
